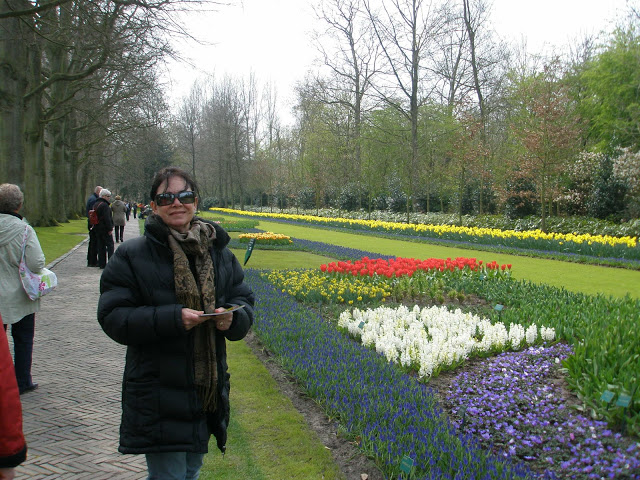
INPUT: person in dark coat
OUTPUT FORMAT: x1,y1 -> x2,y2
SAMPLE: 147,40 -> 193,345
97,166 -> 254,480
85,185 -> 101,267
93,188 -> 114,269
110,195 -> 127,243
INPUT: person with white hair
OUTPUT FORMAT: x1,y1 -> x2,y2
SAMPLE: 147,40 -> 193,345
93,188 -> 114,269
0,183 -> 45,394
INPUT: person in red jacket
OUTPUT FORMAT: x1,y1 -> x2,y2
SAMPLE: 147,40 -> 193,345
0,313 -> 27,480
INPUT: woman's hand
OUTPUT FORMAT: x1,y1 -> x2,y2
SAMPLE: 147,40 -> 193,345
213,308 -> 233,331
181,307 -> 233,331
181,308 -> 205,331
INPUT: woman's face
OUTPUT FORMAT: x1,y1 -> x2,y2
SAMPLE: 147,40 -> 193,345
150,176 -> 198,233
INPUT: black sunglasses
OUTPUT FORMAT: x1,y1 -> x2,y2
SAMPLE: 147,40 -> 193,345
154,190 -> 196,207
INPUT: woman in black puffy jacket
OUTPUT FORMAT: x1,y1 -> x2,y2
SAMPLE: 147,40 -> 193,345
97,166 -> 254,480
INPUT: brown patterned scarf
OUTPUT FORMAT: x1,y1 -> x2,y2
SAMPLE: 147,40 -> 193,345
166,219 -> 218,412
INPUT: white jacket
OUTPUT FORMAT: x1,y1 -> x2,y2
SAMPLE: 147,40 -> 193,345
0,214 -> 45,324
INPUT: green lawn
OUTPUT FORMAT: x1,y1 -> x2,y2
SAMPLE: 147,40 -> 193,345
34,219 -> 88,263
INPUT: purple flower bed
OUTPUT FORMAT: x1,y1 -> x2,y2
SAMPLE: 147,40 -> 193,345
246,270 -> 535,479
290,237 -> 396,261
443,344 -> 640,479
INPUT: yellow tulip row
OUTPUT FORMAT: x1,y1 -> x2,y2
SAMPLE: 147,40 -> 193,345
214,208 -> 637,249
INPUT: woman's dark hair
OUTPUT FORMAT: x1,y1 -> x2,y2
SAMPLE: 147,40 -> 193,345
149,166 -> 199,202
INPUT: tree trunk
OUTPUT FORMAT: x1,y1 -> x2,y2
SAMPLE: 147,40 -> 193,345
0,1 -> 28,186
23,30 -> 48,224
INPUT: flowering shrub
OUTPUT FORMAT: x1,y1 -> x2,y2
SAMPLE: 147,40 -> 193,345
338,304 -> 555,379
238,231 -> 293,245
613,147 -> 640,217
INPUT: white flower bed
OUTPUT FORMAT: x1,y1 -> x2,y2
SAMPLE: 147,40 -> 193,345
338,305 -> 556,379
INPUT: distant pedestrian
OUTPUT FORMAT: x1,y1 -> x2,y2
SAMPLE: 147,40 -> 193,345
110,195 -> 127,243
86,185 -> 102,267
0,313 -> 28,479
125,202 -> 131,222
94,189 -> 114,269
0,183 -> 45,395
132,202 -> 138,219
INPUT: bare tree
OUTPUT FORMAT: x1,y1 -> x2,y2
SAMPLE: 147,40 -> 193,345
176,81 -> 205,181
364,0 -> 448,222
313,0 -> 380,181
197,74 -> 252,208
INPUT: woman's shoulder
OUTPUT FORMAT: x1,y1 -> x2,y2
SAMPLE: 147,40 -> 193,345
0,215 -> 29,244
0,213 -> 27,226
198,217 -> 230,248
119,235 -> 149,252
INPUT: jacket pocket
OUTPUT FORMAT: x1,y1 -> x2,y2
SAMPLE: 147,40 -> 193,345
121,380 -> 160,446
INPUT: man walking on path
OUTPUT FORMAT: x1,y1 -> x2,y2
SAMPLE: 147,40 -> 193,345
11,219 -> 147,479
85,185 -> 101,267
94,189 -> 114,269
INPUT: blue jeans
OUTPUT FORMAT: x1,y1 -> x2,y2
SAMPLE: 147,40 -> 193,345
145,452 -> 204,480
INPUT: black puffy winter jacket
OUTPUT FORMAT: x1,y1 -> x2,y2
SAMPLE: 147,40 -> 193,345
97,217 -> 254,454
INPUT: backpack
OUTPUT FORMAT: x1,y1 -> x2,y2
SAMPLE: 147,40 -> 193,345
89,209 -> 99,225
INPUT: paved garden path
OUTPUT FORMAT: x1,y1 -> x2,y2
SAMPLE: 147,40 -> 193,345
13,219 -> 147,479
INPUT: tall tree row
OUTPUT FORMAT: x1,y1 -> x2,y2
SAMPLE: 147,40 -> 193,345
0,0 -> 189,225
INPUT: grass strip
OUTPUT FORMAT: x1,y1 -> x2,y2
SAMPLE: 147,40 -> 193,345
33,219 -> 87,263
201,339 -> 344,479
230,248 -> 335,270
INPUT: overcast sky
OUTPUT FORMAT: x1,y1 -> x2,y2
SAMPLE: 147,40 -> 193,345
163,0 -> 631,119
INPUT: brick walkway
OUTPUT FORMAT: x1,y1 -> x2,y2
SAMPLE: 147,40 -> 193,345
12,219 -> 147,479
